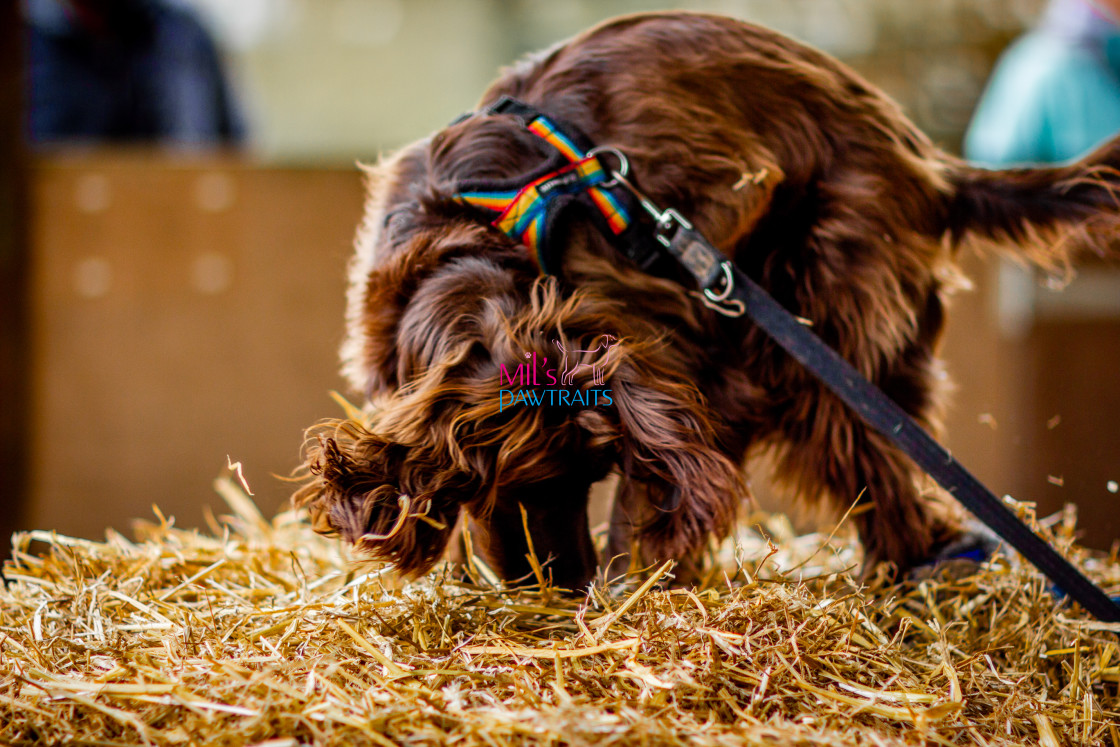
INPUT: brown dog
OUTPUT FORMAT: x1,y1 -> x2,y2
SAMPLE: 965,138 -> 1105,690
295,12 -> 1119,588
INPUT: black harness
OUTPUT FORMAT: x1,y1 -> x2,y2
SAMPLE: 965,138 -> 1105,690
452,97 -> 1120,623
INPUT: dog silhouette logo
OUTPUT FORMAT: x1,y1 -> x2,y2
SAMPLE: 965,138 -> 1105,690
554,334 -> 620,386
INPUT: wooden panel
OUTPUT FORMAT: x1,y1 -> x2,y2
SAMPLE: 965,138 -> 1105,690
942,258 -> 1120,551
1025,320 -> 1120,550
28,152 -> 364,539
941,256 -> 1029,504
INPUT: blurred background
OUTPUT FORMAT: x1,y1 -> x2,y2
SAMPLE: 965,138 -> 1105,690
2,0 -> 1118,554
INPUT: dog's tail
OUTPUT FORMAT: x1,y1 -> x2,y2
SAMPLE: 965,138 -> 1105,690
945,136 -> 1120,269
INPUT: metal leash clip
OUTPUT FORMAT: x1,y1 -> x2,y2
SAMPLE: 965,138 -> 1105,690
590,147 -> 745,317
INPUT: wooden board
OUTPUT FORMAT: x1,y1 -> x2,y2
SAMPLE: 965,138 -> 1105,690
27,152 -> 364,538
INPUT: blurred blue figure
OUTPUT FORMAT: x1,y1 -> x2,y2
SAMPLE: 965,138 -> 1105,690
23,0 -> 245,145
965,0 -> 1120,165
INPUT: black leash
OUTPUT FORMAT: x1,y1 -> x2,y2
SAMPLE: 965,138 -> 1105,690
648,204 -> 1120,622
456,98 -> 1120,622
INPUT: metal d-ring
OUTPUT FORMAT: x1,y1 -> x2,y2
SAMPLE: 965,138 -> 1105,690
587,146 -> 629,188
703,262 -> 736,303
700,262 -> 746,317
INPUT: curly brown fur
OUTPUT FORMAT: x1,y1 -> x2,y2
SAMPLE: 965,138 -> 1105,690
296,12 -> 1120,588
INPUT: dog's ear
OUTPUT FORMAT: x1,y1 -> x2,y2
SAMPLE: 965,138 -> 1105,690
608,358 -> 747,559
294,423 -> 467,577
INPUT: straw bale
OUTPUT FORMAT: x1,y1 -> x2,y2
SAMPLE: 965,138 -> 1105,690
1,474 -> 1117,746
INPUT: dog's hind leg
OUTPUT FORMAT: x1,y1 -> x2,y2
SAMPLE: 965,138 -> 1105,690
767,332 -> 970,580
773,406 -> 964,578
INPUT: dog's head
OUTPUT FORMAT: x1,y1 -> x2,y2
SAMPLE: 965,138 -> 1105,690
295,113 -> 745,588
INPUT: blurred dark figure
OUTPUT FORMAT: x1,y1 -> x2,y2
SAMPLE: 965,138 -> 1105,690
965,0 -> 1120,165
23,0 -> 245,145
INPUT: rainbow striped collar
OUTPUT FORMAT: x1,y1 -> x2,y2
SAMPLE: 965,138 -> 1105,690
451,97 -> 644,275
